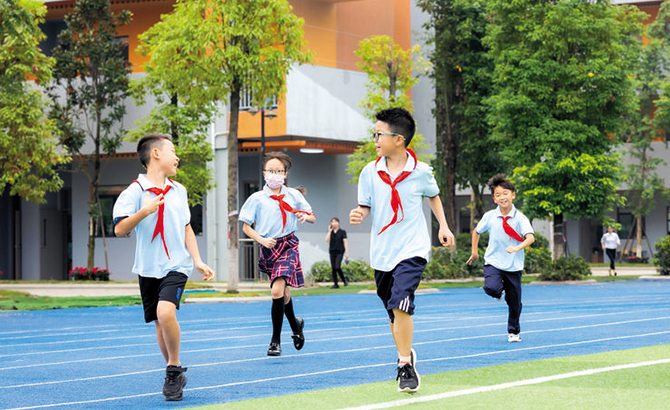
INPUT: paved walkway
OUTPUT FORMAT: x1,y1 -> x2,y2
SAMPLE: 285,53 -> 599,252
0,267 -> 663,297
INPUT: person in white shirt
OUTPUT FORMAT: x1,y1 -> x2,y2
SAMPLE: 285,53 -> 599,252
350,107 -> 454,393
601,226 -> 621,276
113,134 -> 214,402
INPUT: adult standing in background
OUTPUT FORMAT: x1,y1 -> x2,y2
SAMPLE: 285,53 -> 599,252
326,217 -> 349,288
601,226 -> 621,276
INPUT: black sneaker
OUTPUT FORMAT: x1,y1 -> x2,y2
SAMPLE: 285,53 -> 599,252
291,317 -> 305,350
267,342 -> 281,356
330,284 -> 340,289
396,349 -> 420,393
163,365 -> 187,401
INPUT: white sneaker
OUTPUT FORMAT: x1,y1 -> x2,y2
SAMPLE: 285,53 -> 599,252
494,290 -> 505,301
508,333 -> 522,342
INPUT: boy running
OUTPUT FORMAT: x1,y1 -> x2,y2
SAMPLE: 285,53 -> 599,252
467,174 -> 534,342
350,107 -> 454,393
113,134 -> 215,401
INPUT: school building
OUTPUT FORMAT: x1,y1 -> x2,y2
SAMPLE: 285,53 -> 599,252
1,0 -> 668,283
0,0 -> 440,282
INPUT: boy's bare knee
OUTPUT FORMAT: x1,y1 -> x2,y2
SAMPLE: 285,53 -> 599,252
156,301 -> 177,322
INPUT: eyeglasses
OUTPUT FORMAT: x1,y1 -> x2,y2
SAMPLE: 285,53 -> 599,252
264,169 -> 286,175
372,132 -> 403,142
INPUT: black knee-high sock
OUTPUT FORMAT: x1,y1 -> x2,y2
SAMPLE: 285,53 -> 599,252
284,298 -> 300,333
271,297 -> 284,344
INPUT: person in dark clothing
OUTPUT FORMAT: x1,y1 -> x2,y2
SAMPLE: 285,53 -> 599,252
325,217 -> 349,288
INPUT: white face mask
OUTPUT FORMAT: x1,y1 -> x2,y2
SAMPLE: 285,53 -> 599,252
264,172 -> 285,189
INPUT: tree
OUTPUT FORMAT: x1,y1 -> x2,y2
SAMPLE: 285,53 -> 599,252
628,2 -> 670,257
48,0 -> 131,271
127,90 -> 216,207
418,0 -> 503,233
485,0 -> 644,258
0,0 -> 66,203
347,35 -> 431,183
137,0 -> 313,291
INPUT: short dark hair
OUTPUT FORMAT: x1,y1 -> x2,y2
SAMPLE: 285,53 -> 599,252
137,134 -> 171,168
487,173 -> 515,194
375,107 -> 416,147
331,217 -> 340,223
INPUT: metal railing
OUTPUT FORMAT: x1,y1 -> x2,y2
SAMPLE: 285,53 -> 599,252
239,238 -> 262,281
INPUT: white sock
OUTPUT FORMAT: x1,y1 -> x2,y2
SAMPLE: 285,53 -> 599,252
398,355 -> 411,366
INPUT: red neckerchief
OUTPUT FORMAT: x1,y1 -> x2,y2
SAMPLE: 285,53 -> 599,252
133,179 -> 172,259
269,193 -> 314,233
501,215 -> 525,243
375,149 -> 418,235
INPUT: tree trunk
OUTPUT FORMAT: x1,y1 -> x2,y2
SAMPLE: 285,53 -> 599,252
87,112 -> 102,271
553,213 -> 565,260
226,81 -> 241,293
636,213 -> 643,258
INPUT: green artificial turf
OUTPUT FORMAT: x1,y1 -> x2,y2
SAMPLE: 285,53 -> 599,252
185,344 -> 670,410
0,289 -> 142,311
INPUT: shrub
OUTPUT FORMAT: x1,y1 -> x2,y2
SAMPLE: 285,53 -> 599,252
653,235 -> 670,276
342,259 -> 375,282
309,261 -> 333,282
524,247 -> 552,274
68,267 -> 110,281
309,259 -> 374,283
423,246 -> 484,280
530,232 -> 550,250
455,231 -> 488,251
624,255 -> 649,264
537,255 -> 591,281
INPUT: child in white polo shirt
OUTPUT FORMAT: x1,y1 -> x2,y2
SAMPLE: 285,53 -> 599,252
113,134 -> 214,402
239,151 -> 315,357
467,174 -> 534,343
350,107 -> 454,393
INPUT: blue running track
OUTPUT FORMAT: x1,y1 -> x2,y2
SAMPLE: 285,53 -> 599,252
1,280 -> 669,409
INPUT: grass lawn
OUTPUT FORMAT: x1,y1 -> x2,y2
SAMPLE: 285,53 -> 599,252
185,345 -> 670,410
0,273 -> 656,311
0,289 -> 143,311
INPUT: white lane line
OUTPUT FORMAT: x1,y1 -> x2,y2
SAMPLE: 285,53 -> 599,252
2,314 -> 669,370
2,306 -> 667,354
343,358 -> 670,409
2,293 -> 666,339
4,332 -> 669,410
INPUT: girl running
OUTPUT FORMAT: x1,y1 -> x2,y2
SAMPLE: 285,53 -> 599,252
239,151 -> 315,356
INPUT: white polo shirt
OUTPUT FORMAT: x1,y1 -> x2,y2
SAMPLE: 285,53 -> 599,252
358,152 -> 440,271
112,174 -> 193,279
239,185 -> 312,239
475,205 -> 534,272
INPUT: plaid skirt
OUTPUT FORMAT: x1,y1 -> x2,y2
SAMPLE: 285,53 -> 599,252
258,233 -> 305,288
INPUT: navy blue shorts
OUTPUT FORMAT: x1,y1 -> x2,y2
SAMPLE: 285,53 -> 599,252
138,271 -> 188,323
374,257 -> 427,322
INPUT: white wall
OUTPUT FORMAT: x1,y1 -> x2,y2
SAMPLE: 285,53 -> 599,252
286,65 -> 369,140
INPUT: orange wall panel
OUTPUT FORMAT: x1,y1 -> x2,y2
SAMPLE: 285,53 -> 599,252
335,0 -> 411,71
289,0 -> 338,68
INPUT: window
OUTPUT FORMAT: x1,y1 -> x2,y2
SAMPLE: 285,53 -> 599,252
459,211 -> 471,234
239,91 -> 278,111
39,19 -> 67,57
113,36 -> 129,63
617,211 -> 645,241
96,186 -> 204,237
38,20 -> 129,63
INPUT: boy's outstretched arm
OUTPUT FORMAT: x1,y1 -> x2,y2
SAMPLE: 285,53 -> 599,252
349,206 -> 370,225
428,195 -> 455,247
185,224 -> 215,281
467,230 -> 480,265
